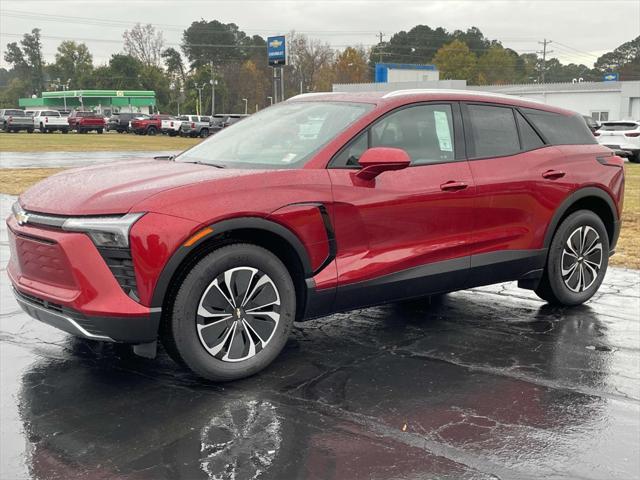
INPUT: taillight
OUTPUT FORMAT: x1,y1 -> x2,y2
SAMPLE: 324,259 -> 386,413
45,117 -> 48,123
170,121 -> 174,127
593,132 -> 600,136
624,132 -> 640,137
7,116 -> 12,123
191,122 -> 195,128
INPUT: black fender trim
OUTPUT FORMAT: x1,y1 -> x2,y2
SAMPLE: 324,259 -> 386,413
543,187 -> 619,249
150,216 -> 313,308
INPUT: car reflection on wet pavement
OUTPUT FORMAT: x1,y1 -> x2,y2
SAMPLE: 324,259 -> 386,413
1,194 -> 639,480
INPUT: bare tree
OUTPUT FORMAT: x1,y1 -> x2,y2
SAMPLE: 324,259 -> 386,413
288,32 -> 335,93
123,23 -> 164,67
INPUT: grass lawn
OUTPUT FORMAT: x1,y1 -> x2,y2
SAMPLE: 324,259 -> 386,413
0,164 -> 638,269
0,131 -> 201,152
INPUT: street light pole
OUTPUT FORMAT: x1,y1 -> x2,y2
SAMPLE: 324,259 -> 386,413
195,83 -> 204,116
210,61 -> 215,116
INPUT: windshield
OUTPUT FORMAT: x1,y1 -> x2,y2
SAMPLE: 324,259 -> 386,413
176,101 -> 373,168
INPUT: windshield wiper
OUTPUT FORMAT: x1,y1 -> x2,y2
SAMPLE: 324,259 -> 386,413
185,161 -> 225,168
153,155 -> 175,161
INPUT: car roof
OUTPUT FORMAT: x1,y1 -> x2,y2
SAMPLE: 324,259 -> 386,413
287,89 -> 577,116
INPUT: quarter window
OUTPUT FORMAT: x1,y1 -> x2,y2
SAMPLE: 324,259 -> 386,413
466,105 -> 520,158
515,111 -> 545,150
522,108 -> 596,145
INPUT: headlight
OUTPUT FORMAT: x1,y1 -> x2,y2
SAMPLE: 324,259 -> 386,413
62,213 -> 145,248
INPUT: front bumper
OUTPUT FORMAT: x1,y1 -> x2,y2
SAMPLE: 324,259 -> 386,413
7,216 -> 160,343
14,289 -> 160,343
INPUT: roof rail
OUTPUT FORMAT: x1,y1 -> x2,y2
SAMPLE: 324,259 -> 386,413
381,88 -> 519,100
287,92 -> 343,101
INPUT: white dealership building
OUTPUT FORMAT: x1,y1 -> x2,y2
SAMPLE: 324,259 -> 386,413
333,74 -> 640,122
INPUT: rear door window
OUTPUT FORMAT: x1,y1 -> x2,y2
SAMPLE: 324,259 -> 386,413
466,104 -> 520,158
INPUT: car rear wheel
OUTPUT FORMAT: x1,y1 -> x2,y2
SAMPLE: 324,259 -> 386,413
147,126 -> 157,136
199,128 -> 209,138
535,210 -> 609,306
163,243 -> 296,381
629,152 -> 640,164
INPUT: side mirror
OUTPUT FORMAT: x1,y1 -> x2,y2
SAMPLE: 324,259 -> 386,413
355,147 -> 411,181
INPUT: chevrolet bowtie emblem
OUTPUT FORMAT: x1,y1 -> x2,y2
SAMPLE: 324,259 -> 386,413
269,39 -> 283,48
236,308 -> 242,318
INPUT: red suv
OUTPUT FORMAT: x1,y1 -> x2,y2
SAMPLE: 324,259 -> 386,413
7,91 -> 625,381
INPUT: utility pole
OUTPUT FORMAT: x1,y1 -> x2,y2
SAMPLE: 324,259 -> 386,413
537,39 -> 553,84
377,32 -> 385,63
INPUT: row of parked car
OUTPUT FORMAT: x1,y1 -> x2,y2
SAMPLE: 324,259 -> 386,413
582,116 -> 640,163
108,113 -> 247,137
0,109 -> 248,137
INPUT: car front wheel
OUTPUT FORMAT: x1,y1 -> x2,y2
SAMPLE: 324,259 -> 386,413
163,243 -> 296,381
535,210 -> 609,306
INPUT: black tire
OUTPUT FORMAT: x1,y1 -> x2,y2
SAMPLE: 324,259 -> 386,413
199,128 -> 209,138
629,152 -> 640,164
39,123 -> 45,133
2,122 -> 7,132
62,129 -> 69,134
163,243 -> 296,381
27,129 -> 33,134
147,126 -> 157,136
535,210 -> 609,306
97,129 -> 103,134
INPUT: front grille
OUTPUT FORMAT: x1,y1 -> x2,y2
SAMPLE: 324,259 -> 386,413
97,247 -> 139,300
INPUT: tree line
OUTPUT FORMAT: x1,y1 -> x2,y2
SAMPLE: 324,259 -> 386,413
1,21 -> 638,114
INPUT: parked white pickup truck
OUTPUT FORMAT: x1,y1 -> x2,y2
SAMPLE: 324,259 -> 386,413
28,110 -> 70,133
161,117 -> 182,136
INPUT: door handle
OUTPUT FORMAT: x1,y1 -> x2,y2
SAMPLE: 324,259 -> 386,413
542,169 -> 566,180
440,180 -> 468,191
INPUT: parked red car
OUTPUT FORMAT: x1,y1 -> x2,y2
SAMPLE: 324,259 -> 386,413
67,111 -> 105,134
130,114 -> 171,135
7,91 -> 624,381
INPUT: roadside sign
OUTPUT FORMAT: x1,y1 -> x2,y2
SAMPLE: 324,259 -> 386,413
603,73 -> 619,81
267,36 -> 286,67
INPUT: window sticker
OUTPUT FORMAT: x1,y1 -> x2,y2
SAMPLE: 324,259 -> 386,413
434,111 -> 453,152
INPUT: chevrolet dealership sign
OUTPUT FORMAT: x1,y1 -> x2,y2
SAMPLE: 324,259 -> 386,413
267,35 -> 286,66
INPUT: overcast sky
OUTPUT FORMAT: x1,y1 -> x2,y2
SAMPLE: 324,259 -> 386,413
1,0 -> 639,69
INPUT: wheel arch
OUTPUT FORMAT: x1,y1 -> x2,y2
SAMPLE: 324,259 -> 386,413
544,187 -> 619,250
151,217 -> 312,321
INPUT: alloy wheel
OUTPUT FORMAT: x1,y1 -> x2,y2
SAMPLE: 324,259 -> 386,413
196,267 -> 281,362
561,226 -> 603,293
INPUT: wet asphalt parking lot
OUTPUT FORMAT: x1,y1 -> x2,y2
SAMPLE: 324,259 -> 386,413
1,189 -> 639,480
0,151 -> 181,169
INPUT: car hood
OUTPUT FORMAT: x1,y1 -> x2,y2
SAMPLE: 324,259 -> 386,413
19,160 -> 261,216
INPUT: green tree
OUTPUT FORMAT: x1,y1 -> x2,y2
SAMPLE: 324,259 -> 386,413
595,36 -> 639,72
50,41 -> 93,88
3,29 -> 44,94
181,20 -> 263,69
433,40 -> 477,81
477,45 -> 518,85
